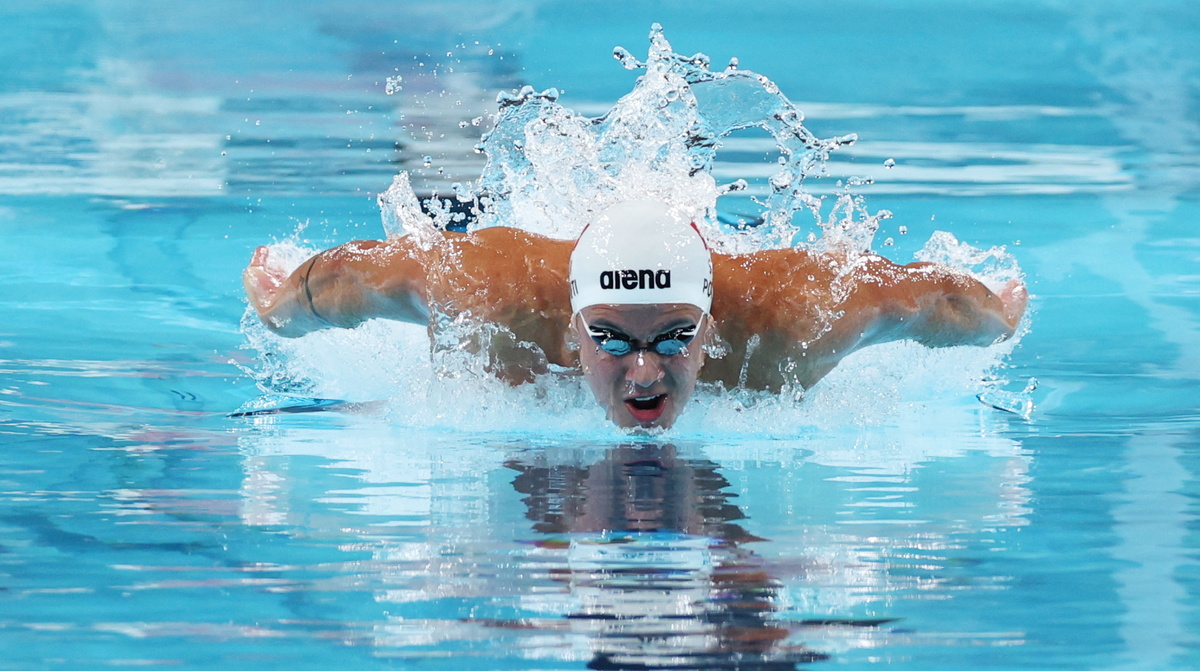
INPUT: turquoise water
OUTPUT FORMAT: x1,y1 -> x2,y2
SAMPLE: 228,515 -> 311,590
3,2 -> 1199,669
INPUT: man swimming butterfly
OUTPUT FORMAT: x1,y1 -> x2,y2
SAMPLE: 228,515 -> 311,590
243,200 -> 1027,429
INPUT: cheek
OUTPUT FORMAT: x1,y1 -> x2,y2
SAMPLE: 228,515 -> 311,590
579,350 -> 621,395
666,351 -> 705,391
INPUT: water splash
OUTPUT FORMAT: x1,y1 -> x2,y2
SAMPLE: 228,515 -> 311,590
915,230 -> 1021,293
382,24 -> 881,255
244,25 -> 1029,437
977,377 -> 1038,420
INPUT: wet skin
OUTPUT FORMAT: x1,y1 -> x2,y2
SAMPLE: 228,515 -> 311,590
575,304 -> 708,430
243,227 -> 1028,405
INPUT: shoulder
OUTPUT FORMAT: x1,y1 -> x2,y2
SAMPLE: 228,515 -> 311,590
712,246 -> 832,299
465,226 -> 568,248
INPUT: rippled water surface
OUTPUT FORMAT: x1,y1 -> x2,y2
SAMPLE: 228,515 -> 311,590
2,2 -> 1199,669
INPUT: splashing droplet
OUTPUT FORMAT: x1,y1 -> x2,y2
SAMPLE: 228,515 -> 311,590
613,46 -> 641,70
883,158 -> 896,168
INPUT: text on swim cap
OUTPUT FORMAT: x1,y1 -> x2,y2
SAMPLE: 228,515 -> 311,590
599,269 -> 671,290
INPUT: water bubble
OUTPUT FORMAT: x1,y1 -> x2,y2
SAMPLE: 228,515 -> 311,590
883,158 -> 896,168
422,155 -> 432,168
898,225 -> 908,235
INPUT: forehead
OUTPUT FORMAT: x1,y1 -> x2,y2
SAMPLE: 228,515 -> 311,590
580,303 -> 702,334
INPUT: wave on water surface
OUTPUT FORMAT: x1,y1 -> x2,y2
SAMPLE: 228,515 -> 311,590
240,26 -> 1029,438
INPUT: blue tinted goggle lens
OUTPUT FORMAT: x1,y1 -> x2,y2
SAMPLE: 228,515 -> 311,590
586,323 -> 698,357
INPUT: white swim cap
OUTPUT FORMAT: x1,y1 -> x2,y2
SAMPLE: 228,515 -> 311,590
569,200 -> 713,314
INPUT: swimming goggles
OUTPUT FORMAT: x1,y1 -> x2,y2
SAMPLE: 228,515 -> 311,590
581,314 -> 704,357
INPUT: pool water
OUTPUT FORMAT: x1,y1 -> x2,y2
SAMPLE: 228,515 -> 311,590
2,1 -> 1199,669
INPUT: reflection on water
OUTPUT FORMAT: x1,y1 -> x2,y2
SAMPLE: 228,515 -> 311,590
0,374 -> 1034,668
216,419 -> 1031,667
508,444 -> 830,669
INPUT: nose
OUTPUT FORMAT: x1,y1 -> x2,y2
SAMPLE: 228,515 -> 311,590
625,352 -> 666,388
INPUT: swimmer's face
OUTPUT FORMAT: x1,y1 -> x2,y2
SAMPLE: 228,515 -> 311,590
574,304 -> 708,430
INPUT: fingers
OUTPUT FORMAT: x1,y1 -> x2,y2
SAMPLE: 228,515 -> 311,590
246,246 -> 290,286
243,246 -> 287,314
1001,279 -> 1028,305
1000,279 -> 1028,329
250,245 -> 270,267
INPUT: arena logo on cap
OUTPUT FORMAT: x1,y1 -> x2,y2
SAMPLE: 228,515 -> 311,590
599,269 -> 672,291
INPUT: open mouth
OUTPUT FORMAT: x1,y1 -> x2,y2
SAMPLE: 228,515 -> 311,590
624,394 -> 667,424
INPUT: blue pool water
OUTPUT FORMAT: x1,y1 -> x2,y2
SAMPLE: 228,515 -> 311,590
2,1 -> 1199,669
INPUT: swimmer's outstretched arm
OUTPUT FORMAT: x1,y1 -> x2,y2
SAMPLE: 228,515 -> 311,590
243,237 -> 431,337
851,257 -> 1027,348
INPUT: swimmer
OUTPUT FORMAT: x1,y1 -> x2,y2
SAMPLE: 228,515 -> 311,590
244,200 -> 1027,429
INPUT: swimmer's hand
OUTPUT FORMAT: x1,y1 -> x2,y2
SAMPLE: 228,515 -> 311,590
243,246 -> 287,318
242,246 -> 329,337
998,279 -> 1029,336
242,238 -> 436,336
875,262 -> 1030,348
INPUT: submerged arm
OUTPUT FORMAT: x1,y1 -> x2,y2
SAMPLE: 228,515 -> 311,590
243,237 -> 432,337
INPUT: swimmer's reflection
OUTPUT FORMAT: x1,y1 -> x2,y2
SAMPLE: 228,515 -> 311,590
506,444 -> 827,670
